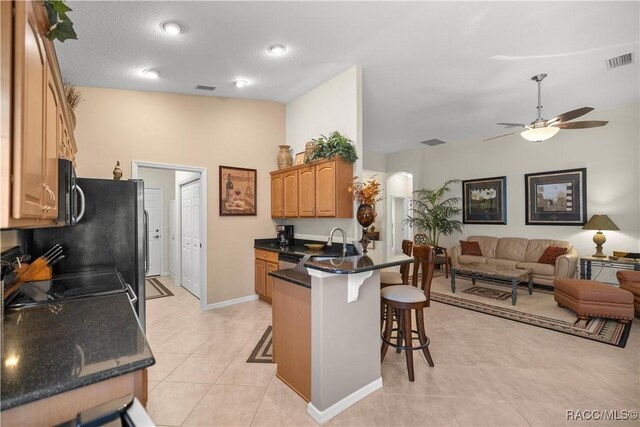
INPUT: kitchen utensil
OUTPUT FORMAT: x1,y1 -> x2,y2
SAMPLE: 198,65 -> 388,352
304,243 -> 325,251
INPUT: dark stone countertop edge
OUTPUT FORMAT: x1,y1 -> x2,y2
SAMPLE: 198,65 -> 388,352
268,269 -> 311,288
304,256 -> 412,275
0,357 -> 154,411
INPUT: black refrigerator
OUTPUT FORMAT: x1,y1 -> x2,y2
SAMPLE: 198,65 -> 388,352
30,178 -> 147,327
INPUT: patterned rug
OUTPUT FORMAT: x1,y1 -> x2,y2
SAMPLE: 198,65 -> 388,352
431,277 -> 632,348
145,277 -> 174,300
247,326 -> 274,363
463,286 -> 511,301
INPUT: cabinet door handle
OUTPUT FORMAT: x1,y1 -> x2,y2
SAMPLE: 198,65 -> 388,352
42,183 -> 51,211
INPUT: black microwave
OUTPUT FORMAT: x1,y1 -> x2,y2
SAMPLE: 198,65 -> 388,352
57,159 -> 85,226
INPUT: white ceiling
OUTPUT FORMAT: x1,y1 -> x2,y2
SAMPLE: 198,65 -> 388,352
56,1 -> 640,154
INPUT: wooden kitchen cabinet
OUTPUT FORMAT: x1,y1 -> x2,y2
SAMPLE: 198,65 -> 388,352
270,158 -> 353,219
0,0 -> 77,229
255,248 -> 278,303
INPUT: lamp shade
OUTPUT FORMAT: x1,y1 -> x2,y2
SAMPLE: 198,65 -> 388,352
582,214 -> 619,231
521,127 -> 560,142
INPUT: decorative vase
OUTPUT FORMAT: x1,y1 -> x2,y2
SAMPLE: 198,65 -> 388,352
357,204 -> 375,254
277,145 -> 293,169
304,140 -> 317,163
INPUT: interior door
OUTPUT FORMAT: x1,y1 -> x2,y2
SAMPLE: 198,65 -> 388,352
144,188 -> 162,276
181,179 -> 201,298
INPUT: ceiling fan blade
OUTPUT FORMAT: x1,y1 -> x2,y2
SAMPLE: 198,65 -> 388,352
483,131 -> 519,142
555,120 -> 608,129
548,107 -> 594,125
497,122 -> 527,128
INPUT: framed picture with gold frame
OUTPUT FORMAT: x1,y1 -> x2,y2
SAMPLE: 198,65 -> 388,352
295,152 -> 305,165
219,166 -> 257,216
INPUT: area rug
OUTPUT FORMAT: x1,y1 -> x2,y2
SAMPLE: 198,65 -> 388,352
145,277 -> 174,300
429,275 -> 632,348
463,285 -> 511,301
247,326 -> 274,363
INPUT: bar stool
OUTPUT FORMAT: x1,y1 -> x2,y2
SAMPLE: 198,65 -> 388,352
380,239 -> 413,289
381,244 -> 435,381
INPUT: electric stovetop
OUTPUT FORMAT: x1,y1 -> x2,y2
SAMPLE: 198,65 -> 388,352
6,267 -> 128,309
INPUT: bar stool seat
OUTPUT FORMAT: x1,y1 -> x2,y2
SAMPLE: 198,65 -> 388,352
381,285 -> 426,303
381,244 -> 436,381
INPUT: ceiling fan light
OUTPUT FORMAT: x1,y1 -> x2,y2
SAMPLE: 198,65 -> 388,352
521,127 -> 560,142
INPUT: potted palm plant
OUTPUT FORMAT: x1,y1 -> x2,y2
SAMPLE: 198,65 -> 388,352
404,179 -> 463,248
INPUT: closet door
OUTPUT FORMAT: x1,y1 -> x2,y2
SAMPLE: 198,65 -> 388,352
181,179 -> 201,298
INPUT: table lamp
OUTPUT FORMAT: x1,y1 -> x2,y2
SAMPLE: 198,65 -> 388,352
582,214 -> 619,258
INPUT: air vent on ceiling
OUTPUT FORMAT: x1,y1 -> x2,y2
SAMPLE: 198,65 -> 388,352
606,53 -> 632,69
196,85 -> 216,91
420,138 -> 446,147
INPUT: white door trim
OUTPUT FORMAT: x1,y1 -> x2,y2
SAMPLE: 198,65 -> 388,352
144,186 -> 164,276
132,161 -> 208,311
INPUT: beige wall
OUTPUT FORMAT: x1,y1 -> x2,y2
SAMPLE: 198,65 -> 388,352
73,87 -> 285,304
285,66 -> 363,242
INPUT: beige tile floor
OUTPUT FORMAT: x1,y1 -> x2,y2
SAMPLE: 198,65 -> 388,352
145,276 -> 640,427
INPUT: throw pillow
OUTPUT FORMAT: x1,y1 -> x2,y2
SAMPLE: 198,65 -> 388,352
538,246 -> 568,265
460,240 -> 482,256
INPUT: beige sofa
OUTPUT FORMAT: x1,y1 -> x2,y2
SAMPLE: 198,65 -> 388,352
450,236 -> 578,286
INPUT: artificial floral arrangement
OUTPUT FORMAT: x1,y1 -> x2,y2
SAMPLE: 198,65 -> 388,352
349,176 -> 383,205
309,131 -> 358,164
63,80 -> 83,110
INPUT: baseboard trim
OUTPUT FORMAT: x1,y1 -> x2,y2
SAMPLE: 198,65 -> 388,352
306,377 -> 382,425
204,294 -> 259,310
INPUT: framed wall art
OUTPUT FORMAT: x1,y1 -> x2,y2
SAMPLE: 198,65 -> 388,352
295,152 -> 305,165
462,176 -> 507,224
524,168 -> 587,225
219,166 -> 257,216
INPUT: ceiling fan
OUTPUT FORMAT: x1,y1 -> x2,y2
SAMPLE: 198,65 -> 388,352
485,74 -> 608,142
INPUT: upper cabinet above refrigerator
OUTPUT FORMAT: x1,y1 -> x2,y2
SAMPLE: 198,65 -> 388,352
1,0 -> 78,229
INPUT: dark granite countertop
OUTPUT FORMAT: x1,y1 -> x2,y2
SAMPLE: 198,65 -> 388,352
269,255 -> 412,288
254,238 -> 358,259
1,293 -> 155,411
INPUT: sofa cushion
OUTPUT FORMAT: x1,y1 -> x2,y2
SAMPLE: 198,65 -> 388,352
538,246 -> 568,265
459,255 -> 488,264
486,258 -> 520,269
467,236 -> 499,258
460,240 -> 482,256
525,239 -> 571,262
495,238 -> 529,261
517,262 -> 556,276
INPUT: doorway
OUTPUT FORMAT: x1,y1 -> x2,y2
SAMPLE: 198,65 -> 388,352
180,178 -> 201,298
144,187 -> 163,277
132,161 -> 208,310
386,172 -> 414,261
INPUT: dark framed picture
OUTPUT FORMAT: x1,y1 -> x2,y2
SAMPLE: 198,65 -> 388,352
462,176 -> 507,224
219,166 -> 257,216
525,168 -> 587,225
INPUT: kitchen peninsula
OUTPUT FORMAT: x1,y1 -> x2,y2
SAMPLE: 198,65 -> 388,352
270,254 -> 411,424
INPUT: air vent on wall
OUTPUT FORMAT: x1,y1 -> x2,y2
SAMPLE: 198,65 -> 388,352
606,53 -> 632,69
196,85 -> 216,91
420,138 -> 446,147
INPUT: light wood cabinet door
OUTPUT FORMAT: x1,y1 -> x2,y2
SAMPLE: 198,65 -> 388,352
265,261 -> 277,299
297,166 -> 315,217
283,170 -> 298,217
271,173 -> 284,218
43,64 -> 59,218
12,0 -> 47,218
315,161 -> 337,217
255,259 -> 266,296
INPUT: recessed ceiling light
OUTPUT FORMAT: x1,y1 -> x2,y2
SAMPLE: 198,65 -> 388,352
161,21 -> 182,35
267,44 -> 287,55
234,79 -> 248,88
142,69 -> 159,79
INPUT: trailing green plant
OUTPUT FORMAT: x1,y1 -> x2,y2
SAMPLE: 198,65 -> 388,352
404,179 -> 463,247
44,0 -> 77,42
309,131 -> 357,163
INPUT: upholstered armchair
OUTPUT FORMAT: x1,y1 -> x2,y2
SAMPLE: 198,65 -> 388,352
617,270 -> 640,316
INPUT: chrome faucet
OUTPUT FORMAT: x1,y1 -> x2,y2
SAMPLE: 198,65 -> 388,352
326,227 -> 347,258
